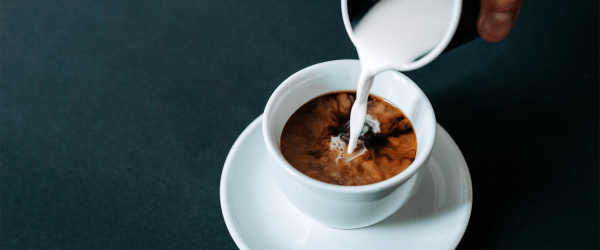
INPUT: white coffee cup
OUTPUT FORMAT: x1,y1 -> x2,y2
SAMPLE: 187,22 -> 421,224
262,60 -> 436,229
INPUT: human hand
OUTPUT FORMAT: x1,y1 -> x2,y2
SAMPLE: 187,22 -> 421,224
477,0 -> 524,42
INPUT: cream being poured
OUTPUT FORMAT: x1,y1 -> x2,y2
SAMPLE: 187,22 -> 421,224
347,0 -> 453,153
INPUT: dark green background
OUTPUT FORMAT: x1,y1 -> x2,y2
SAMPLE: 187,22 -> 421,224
2,0 -> 598,249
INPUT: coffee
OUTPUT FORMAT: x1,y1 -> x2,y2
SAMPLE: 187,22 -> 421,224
280,91 -> 417,186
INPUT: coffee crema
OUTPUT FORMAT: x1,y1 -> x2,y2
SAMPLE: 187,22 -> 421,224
280,91 -> 417,186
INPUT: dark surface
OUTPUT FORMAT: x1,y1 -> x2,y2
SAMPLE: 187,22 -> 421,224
1,0 -> 598,249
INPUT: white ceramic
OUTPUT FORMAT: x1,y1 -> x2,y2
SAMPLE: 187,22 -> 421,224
341,0 -> 462,71
262,60 -> 437,229
220,116 -> 473,250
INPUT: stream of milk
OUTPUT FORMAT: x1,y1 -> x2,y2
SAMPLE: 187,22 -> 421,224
347,0 -> 452,153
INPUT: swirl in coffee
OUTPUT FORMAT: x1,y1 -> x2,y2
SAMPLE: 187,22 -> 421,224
280,91 -> 417,186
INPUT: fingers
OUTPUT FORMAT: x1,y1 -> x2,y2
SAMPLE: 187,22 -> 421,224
477,0 -> 524,43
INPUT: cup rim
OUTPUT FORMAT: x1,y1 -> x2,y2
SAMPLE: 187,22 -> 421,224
340,0 -> 462,72
263,59 -> 436,194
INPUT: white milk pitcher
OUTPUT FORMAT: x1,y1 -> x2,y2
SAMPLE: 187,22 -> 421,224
342,0 -> 462,73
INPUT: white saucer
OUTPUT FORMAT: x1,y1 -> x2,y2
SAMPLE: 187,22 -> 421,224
220,115 -> 473,250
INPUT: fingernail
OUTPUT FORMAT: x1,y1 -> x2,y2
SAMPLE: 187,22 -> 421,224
482,11 -> 514,41
490,11 -> 513,25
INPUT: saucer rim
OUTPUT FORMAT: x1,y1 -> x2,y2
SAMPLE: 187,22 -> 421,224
221,116 -> 264,250
220,115 -> 473,250
437,123 -> 473,249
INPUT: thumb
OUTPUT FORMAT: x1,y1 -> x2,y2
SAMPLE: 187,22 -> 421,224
477,0 -> 524,43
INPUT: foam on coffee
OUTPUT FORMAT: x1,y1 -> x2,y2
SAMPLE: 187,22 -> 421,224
280,91 -> 417,186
